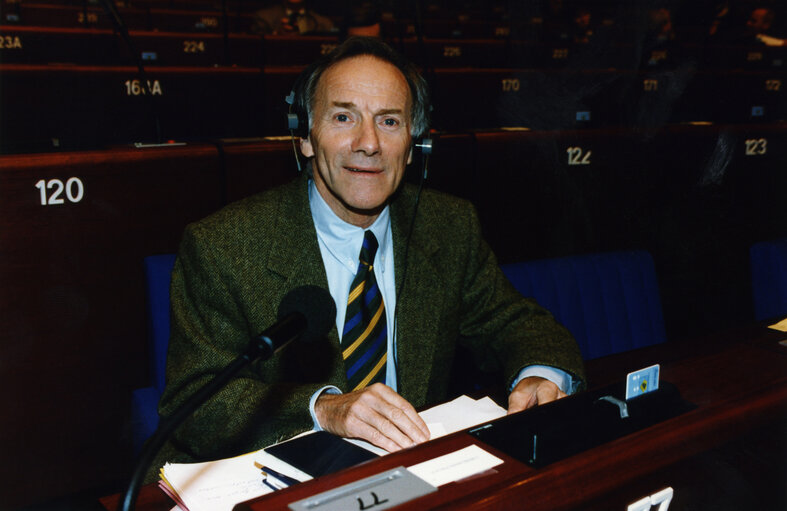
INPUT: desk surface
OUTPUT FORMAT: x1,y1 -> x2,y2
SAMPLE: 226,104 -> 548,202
102,326 -> 787,511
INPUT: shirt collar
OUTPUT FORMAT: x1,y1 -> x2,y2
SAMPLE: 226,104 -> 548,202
308,179 -> 391,274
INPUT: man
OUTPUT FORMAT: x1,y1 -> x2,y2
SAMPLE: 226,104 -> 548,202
252,0 -> 335,36
157,37 -> 585,465
745,7 -> 786,46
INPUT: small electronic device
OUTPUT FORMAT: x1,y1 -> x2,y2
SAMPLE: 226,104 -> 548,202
264,431 -> 378,478
626,363 -> 660,400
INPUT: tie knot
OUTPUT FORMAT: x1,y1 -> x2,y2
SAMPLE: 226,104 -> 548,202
359,230 -> 379,267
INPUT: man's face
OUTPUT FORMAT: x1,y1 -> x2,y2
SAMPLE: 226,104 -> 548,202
747,8 -> 771,33
301,55 -> 413,228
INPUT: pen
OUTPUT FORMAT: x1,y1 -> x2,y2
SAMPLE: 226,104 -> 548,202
254,462 -> 300,487
262,478 -> 282,492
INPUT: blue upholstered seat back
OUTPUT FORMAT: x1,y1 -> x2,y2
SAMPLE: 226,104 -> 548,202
145,254 -> 177,393
750,239 -> 787,322
131,253 -> 176,453
501,251 -> 666,360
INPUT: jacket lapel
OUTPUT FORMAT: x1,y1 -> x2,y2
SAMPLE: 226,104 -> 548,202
265,177 -> 324,285
390,186 -> 443,407
263,176 -> 346,387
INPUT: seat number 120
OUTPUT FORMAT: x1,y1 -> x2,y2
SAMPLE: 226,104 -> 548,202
35,178 -> 85,206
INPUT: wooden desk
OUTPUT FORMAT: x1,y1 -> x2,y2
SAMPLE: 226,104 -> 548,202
102,327 -> 787,511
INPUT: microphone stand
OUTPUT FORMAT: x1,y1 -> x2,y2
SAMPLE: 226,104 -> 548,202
99,0 -> 163,144
118,312 -> 305,511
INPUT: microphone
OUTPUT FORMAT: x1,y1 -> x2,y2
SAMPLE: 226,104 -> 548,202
119,285 -> 336,511
253,285 -> 336,359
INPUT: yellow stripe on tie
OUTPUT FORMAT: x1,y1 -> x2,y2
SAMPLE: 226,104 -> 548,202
353,353 -> 387,391
342,303 -> 385,359
347,280 -> 365,305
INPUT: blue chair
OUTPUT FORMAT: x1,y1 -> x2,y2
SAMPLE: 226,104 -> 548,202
750,239 -> 787,322
501,251 -> 666,360
131,254 -> 176,454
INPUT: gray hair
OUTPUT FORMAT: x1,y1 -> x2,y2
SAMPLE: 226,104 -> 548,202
291,36 -> 431,140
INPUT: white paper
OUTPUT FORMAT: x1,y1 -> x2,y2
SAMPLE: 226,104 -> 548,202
161,451 -> 268,511
161,445 -> 313,511
407,444 -> 504,487
419,395 -> 506,438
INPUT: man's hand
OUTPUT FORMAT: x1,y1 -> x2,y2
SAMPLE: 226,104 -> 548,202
314,383 -> 430,452
507,376 -> 567,415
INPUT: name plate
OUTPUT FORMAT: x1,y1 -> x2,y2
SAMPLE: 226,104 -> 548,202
288,467 -> 436,511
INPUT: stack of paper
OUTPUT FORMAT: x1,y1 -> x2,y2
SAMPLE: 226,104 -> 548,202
160,448 -> 311,511
421,395 -> 506,437
159,394 -> 506,511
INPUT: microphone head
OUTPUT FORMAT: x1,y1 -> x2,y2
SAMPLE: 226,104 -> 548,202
277,285 -> 336,342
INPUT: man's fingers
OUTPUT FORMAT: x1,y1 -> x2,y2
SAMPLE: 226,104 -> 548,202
354,399 -> 421,450
345,410 -> 408,452
535,381 -> 564,405
507,377 -> 567,414
365,384 -> 429,446
373,384 -> 430,441
315,384 -> 430,452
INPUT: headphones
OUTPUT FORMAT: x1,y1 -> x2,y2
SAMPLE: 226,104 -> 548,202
285,90 -> 306,172
285,90 -> 433,178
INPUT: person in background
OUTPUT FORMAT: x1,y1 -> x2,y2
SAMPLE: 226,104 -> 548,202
343,1 -> 383,38
571,7 -> 594,44
252,0 -> 336,35
745,6 -> 786,46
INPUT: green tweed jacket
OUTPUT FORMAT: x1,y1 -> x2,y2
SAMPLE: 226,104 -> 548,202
156,174 -> 585,465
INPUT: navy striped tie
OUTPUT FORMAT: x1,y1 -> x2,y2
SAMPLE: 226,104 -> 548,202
341,231 -> 387,391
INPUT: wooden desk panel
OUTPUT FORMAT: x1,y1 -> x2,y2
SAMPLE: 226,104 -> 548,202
0,64 -> 268,152
102,331 -> 786,511
0,145 -> 224,508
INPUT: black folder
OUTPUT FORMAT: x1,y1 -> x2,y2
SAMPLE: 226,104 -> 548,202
264,431 -> 379,478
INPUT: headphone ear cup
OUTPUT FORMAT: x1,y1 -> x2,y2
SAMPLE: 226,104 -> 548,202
285,90 -> 310,172
287,112 -> 307,139
417,138 -> 433,156
412,137 -> 432,181
285,108 -> 307,138
285,90 -> 308,138
287,113 -> 300,132
285,91 -> 306,172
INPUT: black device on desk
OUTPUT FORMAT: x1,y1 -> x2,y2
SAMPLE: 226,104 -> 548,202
469,381 -> 694,468
264,431 -> 379,478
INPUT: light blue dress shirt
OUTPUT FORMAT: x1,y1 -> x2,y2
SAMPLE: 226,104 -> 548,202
306,180 -> 574,429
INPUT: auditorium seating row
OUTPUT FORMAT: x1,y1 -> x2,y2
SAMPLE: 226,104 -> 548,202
1,122 -> 784,505
0,26 -> 513,68
1,61 -> 784,153
5,1 -> 778,48
2,1 -> 257,33
0,2 -> 593,38
1,1 -> 553,39
2,23 -> 786,71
